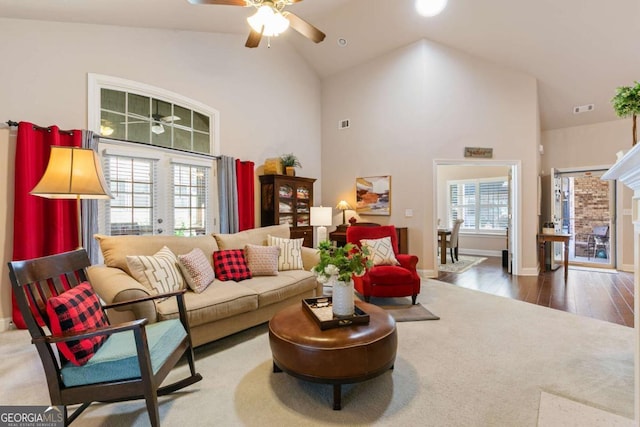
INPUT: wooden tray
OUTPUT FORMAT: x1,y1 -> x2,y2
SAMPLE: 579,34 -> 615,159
302,297 -> 370,330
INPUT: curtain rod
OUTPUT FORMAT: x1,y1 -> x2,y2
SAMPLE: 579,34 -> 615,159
6,120 -> 75,135
95,135 -> 220,160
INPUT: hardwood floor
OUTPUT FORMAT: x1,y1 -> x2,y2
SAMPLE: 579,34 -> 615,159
436,256 -> 635,328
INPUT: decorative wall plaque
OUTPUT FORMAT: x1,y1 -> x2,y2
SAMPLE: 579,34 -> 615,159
464,147 -> 493,158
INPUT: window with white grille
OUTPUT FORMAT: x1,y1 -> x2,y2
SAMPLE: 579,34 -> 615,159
89,74 -> 220,237
449,177 -> 508,233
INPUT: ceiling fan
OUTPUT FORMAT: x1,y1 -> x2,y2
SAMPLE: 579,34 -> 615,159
120,113 -> 181,135
188,0 -> 326,48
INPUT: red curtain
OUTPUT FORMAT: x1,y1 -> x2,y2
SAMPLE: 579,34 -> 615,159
12,122 -> 81,328
235,160 -> 255,231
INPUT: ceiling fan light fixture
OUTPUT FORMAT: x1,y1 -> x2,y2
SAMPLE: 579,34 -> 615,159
247,5 -> 289,37
415,0 -> 448,17
100,125 -> 114,136
151,123 -> 165,135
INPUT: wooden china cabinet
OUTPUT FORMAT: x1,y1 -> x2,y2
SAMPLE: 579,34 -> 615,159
259,175 -> 316,248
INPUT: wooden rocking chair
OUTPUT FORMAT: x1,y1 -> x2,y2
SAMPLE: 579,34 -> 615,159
8,248 -> 202,426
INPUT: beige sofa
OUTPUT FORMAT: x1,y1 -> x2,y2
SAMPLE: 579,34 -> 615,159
88,224 -> 321,347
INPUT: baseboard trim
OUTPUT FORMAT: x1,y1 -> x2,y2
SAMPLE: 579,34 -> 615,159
619,263 -> 634,273
0,317 -> 15,332
419,269 -> 438,278
461,249 -> 502,257
518,267 -> 540,276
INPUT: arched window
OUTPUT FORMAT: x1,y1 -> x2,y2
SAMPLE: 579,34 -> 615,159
88,74 -> 220,236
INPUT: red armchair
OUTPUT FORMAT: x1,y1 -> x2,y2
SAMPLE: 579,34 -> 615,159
346,225 -> 420,304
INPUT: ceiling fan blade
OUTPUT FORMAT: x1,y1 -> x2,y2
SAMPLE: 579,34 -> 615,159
245,29 -> 263,48
187,0 -> 247,6
284,12 -> 326,44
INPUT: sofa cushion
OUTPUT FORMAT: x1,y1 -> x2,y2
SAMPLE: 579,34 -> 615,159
213,224 -> 290,250
95,234 -> 218,276
178,248 -> 216,293
213,249 -> 252,282
240,270 -> 318,307
46,282 -> 109,366
268,235 -> 304,271
126,246 -> 185,296
361,236 -> 400,266
156,281 -> 258,327
244,244 -> 279,276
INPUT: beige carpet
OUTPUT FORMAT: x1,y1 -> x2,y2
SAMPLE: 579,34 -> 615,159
537,392 -> 634,427
438,255 -> 487,273
0,280 -> 633,426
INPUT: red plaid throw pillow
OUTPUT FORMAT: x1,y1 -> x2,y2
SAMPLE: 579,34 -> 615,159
213,249 -> 252,282
46,282 -> 109,366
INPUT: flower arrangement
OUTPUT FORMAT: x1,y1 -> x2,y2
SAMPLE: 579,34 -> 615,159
312,240 -> 372,284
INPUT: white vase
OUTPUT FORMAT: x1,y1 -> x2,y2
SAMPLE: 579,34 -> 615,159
332,279 -> 355,317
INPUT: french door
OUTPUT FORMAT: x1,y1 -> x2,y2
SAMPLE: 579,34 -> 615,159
551,168 -> 615,269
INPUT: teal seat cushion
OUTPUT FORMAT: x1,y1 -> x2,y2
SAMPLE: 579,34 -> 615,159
61,319 -> 186,387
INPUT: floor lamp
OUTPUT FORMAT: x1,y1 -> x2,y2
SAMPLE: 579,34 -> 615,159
310,206 -> 332,246
30,146 -> 113,248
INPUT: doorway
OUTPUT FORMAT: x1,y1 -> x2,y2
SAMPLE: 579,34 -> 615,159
434,160 -> 519,275
554,169 -> 615,269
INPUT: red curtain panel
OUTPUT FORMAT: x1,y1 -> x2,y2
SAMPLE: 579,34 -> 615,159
12,122 -> 81,328
235,160 -> 255,231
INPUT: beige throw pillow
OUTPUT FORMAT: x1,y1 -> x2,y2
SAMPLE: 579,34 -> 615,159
267,235 -> 304,271
361,237 -> 400,266
244,244 -> 280,276
126,246 -> 185,297
178,248 -> 216,293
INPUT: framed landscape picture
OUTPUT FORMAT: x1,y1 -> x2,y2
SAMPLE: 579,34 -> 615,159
356,175 -> 391,216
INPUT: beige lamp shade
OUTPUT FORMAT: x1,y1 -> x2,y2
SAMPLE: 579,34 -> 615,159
30,146 -> 113,199
336,200 -> 352,211
310,206 -> 332,227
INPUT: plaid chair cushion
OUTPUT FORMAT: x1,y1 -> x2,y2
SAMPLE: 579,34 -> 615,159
46,282 -> 109,366
213,249 -> 252,282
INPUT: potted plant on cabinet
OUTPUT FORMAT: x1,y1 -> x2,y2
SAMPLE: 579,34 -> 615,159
611,81 -> 640,146
280,153 -> 301,176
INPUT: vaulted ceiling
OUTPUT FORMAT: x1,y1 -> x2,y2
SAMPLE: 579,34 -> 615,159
2,0 -> 638,130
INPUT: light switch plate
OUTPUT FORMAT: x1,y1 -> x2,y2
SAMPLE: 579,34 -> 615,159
405,209 -> 413,217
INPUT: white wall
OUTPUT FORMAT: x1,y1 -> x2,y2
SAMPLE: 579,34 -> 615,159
542,119 -> 634,270
0,18 -> 322,325
321,39 -> 540,276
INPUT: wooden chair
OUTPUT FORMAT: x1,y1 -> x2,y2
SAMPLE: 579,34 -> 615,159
8,249 -> 202,426
439,219 -> 464,263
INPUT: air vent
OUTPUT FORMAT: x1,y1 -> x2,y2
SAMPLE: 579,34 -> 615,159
338,119 -> 350,130
573,104 -> 595,114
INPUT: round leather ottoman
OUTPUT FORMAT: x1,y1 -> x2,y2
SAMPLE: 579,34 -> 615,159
268,300 -> 397,410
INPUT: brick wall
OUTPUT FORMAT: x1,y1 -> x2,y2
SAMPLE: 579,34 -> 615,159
573,175 -> 610,236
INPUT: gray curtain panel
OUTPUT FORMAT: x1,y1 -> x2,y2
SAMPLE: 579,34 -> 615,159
217,155 -> 239,234
81,130 -> 101,265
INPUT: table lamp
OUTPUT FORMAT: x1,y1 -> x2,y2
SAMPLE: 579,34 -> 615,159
310,206 -> 332,245
31,146 -> 113,248
335,200 -> 352,225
